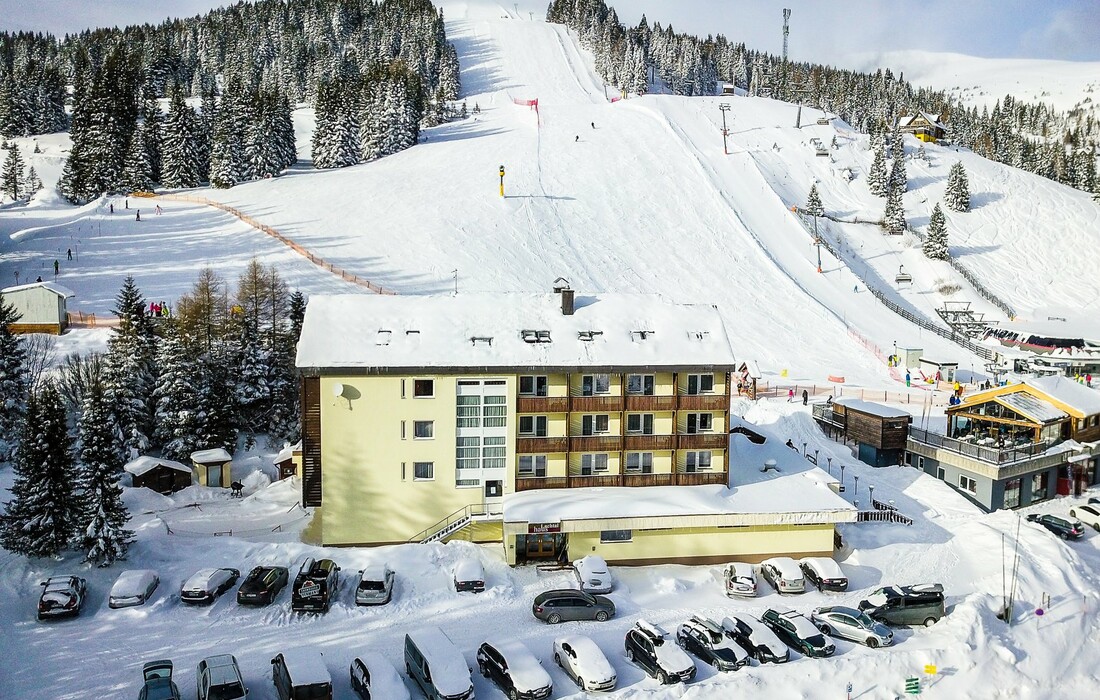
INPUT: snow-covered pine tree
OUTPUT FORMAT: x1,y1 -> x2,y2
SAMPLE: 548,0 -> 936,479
944,161 -> 970,212
120,128 -> 154,193
23,165 -> 42,196
804,184 -> 824,218
917,143 -> 926,161
208,100 -> 246,189
890,150 -> 907,192
883,184 -> 906,234
75,380 -> 132,566
1,142 -> 24,200
311,79 -> 356,169
152,322 -> 202,461
0,292 -> 28,459
160,88 -> 203,189
0,383 -> 78,558
867,143 -> 889,197
890,124 -> 904,160
103,276 -> 157,457
923,203 -> 949,260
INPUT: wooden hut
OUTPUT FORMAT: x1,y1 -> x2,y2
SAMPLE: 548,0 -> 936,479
273,440 -> 302,480
190,448 -> 233,488
826,398 -> 912,467
124,456 -> 193,494
0,281 -> 75,334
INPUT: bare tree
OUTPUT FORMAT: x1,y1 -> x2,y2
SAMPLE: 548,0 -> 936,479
57,351 -> 105,414
21,334 -> 56,390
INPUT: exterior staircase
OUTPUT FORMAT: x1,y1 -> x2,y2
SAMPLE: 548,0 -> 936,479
411,503 -> 504,544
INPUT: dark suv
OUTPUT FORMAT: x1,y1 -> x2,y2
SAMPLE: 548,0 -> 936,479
859,583 -> 945,627
291,558 -> 340,612
532,589 -> 615,624
1026,513 -> 1084,540
477,639 -> 553,699
37,575 -> 87,621
624,620 -> 696,685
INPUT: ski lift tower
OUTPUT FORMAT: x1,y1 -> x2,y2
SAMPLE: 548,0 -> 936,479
782,9 -> 791,63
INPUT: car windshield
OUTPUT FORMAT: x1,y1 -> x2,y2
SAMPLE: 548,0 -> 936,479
208,684 -> 245,700
293,683 -> 332,699
865,591 -> 888,606
853,611 -> 876,628
358,580 -> 385,591
704,629 -> 723,644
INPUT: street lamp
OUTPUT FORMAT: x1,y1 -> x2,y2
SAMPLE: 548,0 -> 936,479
854,475 -> 860,498
839,464 -> 846,491
802,442 -> 807,457
869,484 -> 876,507
826,456 -> 832,475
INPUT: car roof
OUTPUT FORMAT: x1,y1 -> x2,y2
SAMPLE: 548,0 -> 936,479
112,569 -> 157,593
816,605 -> 862,618
725,562 -> 754,577
360,563 -> 391,579
575,555 -> 608,573
454,557 -> 484,579
762,557 -> 802,578
277,649 -> 331,685
43,577 -> 79,591
800,557 -> 844,576
201,655 -> 241,684
536,588 -> 588,601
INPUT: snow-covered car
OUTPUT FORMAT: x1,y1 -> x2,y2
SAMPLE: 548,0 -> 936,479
811,605 -> 893,648
37,575 -> 87,620
180,568 -> 240,604
799,557 -> 848,592
139,660 -> 181,700
722,562 -> 757,597
350,652 -> 410,700
553,634 -> 617,692
478,638 -> 553,700
197,654 -> 247,700
405,627 -> 474,700
573,555 -> 613,594
453,556 -> 485,593
271,649 -> 333,700
237,565 -> 289,605
676,615 -> 751,672
624,620 -> 696,685
355,563 -> 395,606
721,614 -> 790,663
109,569 -> 159,608
761,609 -> 836,658
1068,504 -> 1100,532
759,557 -> 805,594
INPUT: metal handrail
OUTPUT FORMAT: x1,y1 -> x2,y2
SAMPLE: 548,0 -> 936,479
908,426 -> 1059,465
408,502 -> 504,543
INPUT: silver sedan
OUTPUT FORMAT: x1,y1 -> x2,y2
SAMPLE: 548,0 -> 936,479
811,605 -> 894,648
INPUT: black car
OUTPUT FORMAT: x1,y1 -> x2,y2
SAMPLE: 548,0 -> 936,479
237,566 -> 289,605
1026,513 -> 1084,540
760,609 -> 835,658
675,616 -> 750,672
292,558 -> 340,612
721,614 -> 790,664
624,620 -> 696,685
858,583 -> 945,627
37,575 -> 87,620
532,589 -> 615,624
477,639 -> 553,700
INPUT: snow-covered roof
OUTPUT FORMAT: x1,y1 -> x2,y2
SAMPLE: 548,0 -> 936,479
1026,376 -> 1100,416
355,653 -> 408,700
484,639 -> 551,692
918,357 -> 958,367
0,281 -> 76,298
800,557 -> 845,579
454,557 -> 484,581
995,391 -> 1067,424
277,648 -> 331,686
190,448 -> 232,464
296,292 -> 737,372
762,557 -> 802,580
405,628 -> 471,697
899,111 -> 946,129
274,440 -> 302,464
833,397 -> 911,419
110,569 -> 158,597
124,455 -> 192,476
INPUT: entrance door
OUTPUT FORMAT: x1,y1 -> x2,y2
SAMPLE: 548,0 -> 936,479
525,534 -> 562,559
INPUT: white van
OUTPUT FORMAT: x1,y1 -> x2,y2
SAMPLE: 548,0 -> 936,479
404,627 -> 474,700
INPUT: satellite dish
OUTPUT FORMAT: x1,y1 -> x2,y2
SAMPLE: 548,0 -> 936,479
333,382 -> 345,398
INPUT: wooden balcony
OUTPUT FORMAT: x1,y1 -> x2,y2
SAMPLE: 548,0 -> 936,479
678,433 -> 729,450
570,435 -> 623,452
568,474 -> 624,488
516,436 -> 569,453
515,476 -> 569,491
674,471 -> 728,486
678,393 -> 730,411
517,396 -> 570,413
624,434 -> 676,450
570,395 -> 624,412
623,472 -> 674,487
624,394 -> 678,411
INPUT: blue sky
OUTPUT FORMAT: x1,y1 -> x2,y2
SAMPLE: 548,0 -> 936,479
1,0 -> 1097,63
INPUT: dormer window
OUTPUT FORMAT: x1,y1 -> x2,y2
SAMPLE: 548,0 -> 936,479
375,330 -> 392,345
630,330 -> 654,341
690,330 -> 710,340
471,336 -> 493,346
521,329 -> 552,343
578,330 -> 603,341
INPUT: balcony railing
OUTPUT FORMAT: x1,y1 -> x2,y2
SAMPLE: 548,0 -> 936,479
624,434 -> 676,450
515,476 -> 569,491
678,394 -> 729,411
677,433 -> 729,450
623,472 -> 674,487
514,470 -> 728,491
516,436 -> 569,453
624,394 -> 678,411
570,395 -> 624,412
568,474 -> 625,488
570,435 -> 624,452
908,426 -> 1063,465
674,471 -> 728,486
517,396 -> 570,413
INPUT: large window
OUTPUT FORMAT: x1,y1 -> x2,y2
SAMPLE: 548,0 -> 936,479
1003,478 -> 1021,509
518,455 -> 548,477
581,414 -> 610,435
413,462 -> 434,480
686,413 -> 713,434
626,413 -> 654,435
686,374 -> 714,395
482,436 -> 506,469
686,451 -> 712,472
457,395 -> 480,428
1031,472 -> 1049,502
413,421 -> 433,439
625,452 -> 654,473
959,474 -> 977,494
600,529 -> 632,543
519,375 -> 548,396
581,453 -> 609,474
413,379 -> 434,397
483,395 -> 507,428
519,416 -> 548,437
581,374 -> 611,396
456,437 -> 480,470
626,374 -> 655,395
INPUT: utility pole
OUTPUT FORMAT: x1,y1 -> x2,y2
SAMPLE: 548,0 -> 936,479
453,269 -> 458,294
813,211 -> 821,272
719,104 -> 731,154
782,8 -> 791,62
498,164 -> 505,197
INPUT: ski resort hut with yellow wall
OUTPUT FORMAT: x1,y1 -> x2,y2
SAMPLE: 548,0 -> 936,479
898,111 -> 948,143
0,281 -> 75,334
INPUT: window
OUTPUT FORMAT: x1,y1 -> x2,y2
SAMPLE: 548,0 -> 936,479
917,456 -> 925,471
626,374 -> 655,395
519,375 -> 548,396
600,529 -> 632,543
482,436 -> 506,469
686,451 -> 712,472
413,421 -> 433,439
626,413 -> 654,435
1031,472 -> 1049,502
686,374 -> 714,395
457,395 -> 480,428
686,413 -> 713,434
581,453 -> 609,474
483,395 -> 507,428
521,329 -> 552,343
456,437 -> 480,470
582,374 -> 611,396
581,414 -> 610,435
413,462 -> 434,480
413,379 -> 434,397
518,455 -> 547,477
519,416 -> 548,436
959,474 -> 977,494
625,452 -> 653,473
936,467 -> 945,481
1003,478 -> 1021,509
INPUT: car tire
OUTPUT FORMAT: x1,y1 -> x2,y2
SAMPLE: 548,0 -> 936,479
924,617 -> 937,627
577,677 -> 585,690
1060,531 -> 1069,540
867,637 -> 879,648
406,663 -> 412,677
627,648 -> 636,662
508,688 -> 519,700
1070,510 -> 1077,517
547,612 -> 562,624
479,663 -> 489,677
657,670 -> 669,684
554,653 -> 562,667
1094,523 -> 1100,533
595,610 -> 609,622
817,623 -> 832,636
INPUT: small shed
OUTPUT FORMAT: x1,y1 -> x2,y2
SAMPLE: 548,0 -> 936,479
190,448 -> 233,488
273,440 -> 302,480
828,398 -> 912,467
0,281 -> 75,334
124,455 -> 193,494
721,83 -> 736,95
919,357 -> 958,383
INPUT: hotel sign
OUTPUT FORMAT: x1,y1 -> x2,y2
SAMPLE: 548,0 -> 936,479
528,522 -> 561,534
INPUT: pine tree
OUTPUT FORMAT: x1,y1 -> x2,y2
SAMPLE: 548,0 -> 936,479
120,128 -> 154,193
867,143 -> 888,197
917,143 -> 926,161
804,184 -> 824,217
160,88 -> 202,189
923,203 -> 950,260
1,142 -> 24,201
23,166 -> 42,196
890,151 -> 907,192
103,276 -> 156,457
0,383 -> 78,558
883,184 -> 906,234
153,322 -> 202,461
0,292 -> 28,460
75,381 -> 132,566
945,161 -> 970,212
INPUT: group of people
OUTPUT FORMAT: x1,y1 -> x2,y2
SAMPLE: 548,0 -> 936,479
148,301 -> 171,318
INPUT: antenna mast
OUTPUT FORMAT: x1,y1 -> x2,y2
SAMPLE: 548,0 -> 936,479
782,8 -> 791,62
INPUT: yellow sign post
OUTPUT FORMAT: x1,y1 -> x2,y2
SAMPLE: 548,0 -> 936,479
499,165 -> 506,197
924,665 -> 937,675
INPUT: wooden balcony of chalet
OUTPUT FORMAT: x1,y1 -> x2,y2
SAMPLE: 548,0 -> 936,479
624,434 -> 677,450
677,394 -> 730,411
516,396 -> 571,413
624,394 -> 678,411
515,436 -> 569,453
570,435 -> 624,452
513,469 -> 727,492
674,471 -> 728,486
570,395 -> 624,412
677,433 -> 729,450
